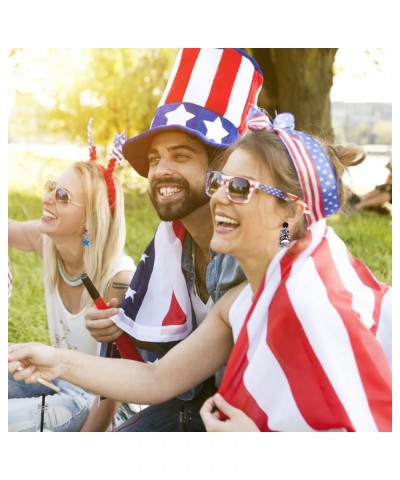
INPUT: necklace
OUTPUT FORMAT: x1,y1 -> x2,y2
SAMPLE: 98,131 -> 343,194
56,253 -> 83,287
191,243 -> 205,299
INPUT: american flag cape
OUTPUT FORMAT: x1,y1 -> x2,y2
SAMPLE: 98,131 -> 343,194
111,220 -> 193,346
218,220 -> 392,432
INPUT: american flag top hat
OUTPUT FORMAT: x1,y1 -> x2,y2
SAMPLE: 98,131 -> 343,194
247,107 -> 339,226
123,48 -> 264,177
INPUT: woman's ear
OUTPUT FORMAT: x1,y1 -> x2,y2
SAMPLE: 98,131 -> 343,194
287,199 -> 309,224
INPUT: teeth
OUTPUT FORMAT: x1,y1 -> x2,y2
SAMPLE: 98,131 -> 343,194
215,214 -> 239,225
43,210 -> 57,219
159,187 -> 181,197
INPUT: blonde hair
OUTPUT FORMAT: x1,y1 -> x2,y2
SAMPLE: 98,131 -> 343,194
42,161 -> 126,309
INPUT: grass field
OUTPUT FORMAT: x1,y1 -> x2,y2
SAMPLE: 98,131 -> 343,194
8,148 -> 392,344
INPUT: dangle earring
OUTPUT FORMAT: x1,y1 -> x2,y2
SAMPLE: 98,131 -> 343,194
82,229 -> 90,247
279,222 -> 291,248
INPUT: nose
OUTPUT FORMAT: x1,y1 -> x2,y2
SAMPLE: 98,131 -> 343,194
210,180 -> 230,205
43,188 -> 56,205
151,156 -> 175,178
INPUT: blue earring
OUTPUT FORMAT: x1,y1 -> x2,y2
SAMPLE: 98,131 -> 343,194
82,229 -> 90,247
279,222 -> 291,247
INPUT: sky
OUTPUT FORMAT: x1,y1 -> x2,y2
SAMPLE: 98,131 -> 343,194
331,48 -> 391,103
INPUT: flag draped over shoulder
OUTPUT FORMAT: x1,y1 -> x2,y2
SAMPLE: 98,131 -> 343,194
111,221 -> 193,343
219,220 -> 392,432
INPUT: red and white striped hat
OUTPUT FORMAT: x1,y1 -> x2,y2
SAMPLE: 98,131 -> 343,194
122,48 -> 263,177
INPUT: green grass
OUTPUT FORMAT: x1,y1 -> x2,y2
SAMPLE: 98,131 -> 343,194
8,146 -> 391,343
327,211 -> 392,284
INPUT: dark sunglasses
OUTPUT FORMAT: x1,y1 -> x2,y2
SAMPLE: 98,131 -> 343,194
205,170 -> 291,204
44,181 -> 84,207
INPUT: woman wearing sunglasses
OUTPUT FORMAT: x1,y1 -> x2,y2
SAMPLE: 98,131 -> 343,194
9,111 -> 391,432
8,153 -> 135,432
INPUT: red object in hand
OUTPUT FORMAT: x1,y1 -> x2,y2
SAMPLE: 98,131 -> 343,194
81,273 -> 143,362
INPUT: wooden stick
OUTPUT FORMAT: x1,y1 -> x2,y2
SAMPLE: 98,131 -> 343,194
16,367 -> 60,393
37,377 -> 60,393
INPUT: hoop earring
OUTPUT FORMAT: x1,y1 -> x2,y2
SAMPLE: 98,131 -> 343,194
82,229 -> 90,247
279,222 -> 291,247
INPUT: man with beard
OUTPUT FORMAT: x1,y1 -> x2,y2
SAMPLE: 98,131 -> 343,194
84,48 -> 264,431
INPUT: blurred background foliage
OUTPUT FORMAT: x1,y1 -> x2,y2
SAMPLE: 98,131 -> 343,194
9,48 -> 391,148
9,48 -> 178,146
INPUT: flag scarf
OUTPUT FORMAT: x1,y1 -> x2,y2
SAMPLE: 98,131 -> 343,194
219,220 -> 392,432
111,221 -> 193,343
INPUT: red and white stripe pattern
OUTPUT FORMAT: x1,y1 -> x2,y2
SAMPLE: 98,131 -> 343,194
219,220 -> 392,431
112,221 -> 193,343
159,48 -> 263,135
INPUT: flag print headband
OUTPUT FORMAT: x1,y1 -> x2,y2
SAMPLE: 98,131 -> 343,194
87,118 -> 126,214
246,107 -> 339,226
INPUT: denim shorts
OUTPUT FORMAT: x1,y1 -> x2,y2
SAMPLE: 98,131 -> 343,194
8,372 -> 96,432
8,372 -> 136,432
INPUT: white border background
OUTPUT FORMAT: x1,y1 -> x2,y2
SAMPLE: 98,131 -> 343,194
2,1 -> 396,478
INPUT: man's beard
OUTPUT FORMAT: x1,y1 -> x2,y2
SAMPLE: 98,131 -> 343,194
148,176 -> 210,221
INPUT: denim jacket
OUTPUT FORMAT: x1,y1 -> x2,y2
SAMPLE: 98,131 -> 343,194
181,233 -> 246,304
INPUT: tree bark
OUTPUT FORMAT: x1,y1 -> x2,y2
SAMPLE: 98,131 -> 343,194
248,48 -> 338,140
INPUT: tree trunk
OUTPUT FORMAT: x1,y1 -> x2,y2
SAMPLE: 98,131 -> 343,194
249,48 -> 338,140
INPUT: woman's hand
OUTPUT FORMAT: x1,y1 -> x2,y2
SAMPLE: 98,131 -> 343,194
8,342 -> 62,385
200,393 -> 260,432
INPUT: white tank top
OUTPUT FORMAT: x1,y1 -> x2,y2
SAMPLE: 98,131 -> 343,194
228,283 -> 253,342
45,255 -> 135,355
189,284 -> 214,326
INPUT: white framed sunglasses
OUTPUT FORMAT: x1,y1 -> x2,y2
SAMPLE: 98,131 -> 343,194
205,170 -> 293,204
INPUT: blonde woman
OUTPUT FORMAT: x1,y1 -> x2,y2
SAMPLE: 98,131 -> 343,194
8,155 -> 135,432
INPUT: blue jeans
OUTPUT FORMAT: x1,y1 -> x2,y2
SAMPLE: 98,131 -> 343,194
115,377 -> 216,432
8,373 -> 96,432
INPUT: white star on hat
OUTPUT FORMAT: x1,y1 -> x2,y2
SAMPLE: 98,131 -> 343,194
165,105 -> 195,126
204,117 -> 229,143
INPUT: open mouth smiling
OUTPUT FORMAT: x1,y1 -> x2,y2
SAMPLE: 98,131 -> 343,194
42,209 -> 57,220
215,214 -> 240,231
159,187 -> 182,197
